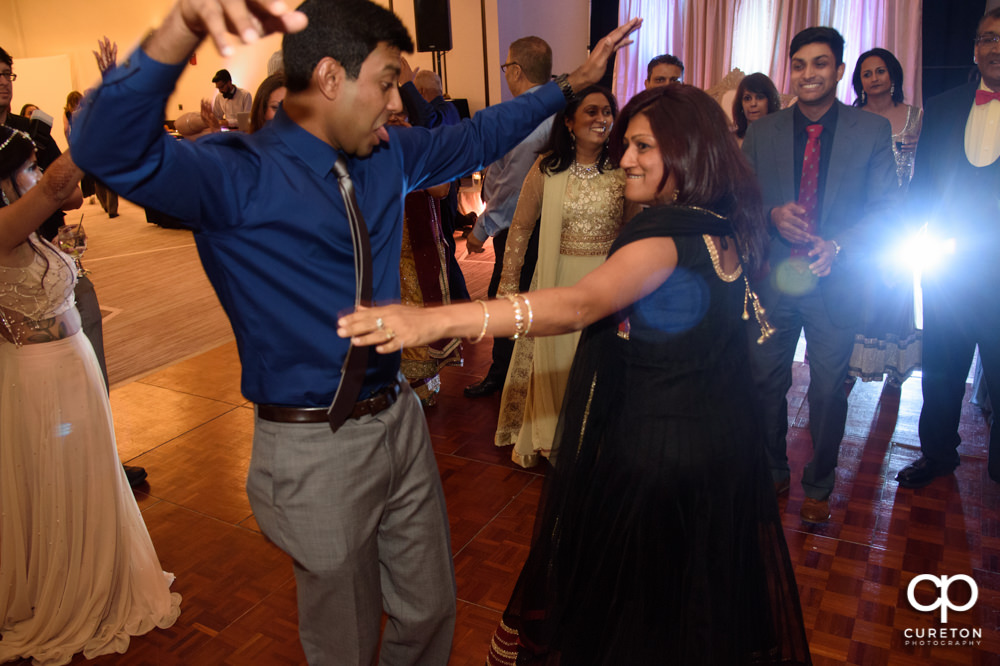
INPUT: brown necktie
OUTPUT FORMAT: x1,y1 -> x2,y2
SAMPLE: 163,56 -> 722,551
327,155 -> 373,433
792,123 -> 822,257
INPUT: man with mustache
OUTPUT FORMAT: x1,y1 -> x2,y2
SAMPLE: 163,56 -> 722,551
897,7 -> 1000,489
211,68 -> 252,129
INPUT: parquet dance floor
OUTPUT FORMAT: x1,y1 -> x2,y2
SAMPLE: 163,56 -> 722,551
20,207 -> 999,665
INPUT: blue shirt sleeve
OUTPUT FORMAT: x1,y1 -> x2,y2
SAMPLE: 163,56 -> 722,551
72,47 -> 250,231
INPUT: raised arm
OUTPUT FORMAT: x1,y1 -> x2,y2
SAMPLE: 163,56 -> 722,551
338,233 -> 677,353
0,153 -> 83,255
498,157 -> 545,295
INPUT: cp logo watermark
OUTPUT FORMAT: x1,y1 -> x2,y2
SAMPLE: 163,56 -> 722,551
907,574 -> 978,622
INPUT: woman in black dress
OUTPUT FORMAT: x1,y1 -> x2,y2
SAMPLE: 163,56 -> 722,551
338,84 -> 811,665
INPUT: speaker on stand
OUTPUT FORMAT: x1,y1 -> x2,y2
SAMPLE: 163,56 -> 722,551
414,0 -> 453,93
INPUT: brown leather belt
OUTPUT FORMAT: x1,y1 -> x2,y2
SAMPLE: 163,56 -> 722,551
257,376 -> 405,424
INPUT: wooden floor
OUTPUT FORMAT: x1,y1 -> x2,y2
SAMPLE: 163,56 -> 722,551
34,208 -> 1000,665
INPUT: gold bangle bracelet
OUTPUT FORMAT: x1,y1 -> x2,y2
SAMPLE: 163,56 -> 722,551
520,294 -> 533,337
467,299 -> 490,344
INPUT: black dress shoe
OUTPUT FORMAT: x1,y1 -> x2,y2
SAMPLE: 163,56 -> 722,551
123,464 -> 148,488
895,457 -> 956,489
464,376 -> 503,398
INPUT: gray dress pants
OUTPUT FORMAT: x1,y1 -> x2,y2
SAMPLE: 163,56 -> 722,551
247,384 -> 455,665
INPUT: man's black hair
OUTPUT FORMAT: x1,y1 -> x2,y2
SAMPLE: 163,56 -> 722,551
283,0 -> 414,93
646,54 -> 684,81
789,27 -> 845,66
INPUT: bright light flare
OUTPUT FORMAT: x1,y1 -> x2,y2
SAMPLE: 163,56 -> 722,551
894,226 -> 956,273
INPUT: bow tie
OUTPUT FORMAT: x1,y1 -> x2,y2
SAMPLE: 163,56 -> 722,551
975,89 -> 1000,105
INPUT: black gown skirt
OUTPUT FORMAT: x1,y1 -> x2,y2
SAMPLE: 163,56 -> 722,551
487,206 -> 811,665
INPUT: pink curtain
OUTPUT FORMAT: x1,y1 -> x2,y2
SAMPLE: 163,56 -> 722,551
682,0 -> 739,91
614,0 -> 923,108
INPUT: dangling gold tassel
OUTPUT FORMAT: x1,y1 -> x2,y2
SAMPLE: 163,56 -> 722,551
743,275 -> 776,345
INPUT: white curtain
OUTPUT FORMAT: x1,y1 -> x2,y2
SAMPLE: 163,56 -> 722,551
614,0 -> 923,107
613,0 -> 686,105
732,0 -> 778,78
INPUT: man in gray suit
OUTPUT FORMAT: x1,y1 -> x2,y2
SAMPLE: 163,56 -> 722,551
743,27 -> 898,523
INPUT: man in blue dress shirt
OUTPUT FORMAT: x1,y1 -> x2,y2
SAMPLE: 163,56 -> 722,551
70,0 -> 639,663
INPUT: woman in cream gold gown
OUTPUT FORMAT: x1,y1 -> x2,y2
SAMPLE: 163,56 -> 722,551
0,127 -> 180,666
496,85 -> 637,467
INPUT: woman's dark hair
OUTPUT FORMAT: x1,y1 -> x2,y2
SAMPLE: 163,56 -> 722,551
608,84 -> 769,276
851,48 -> 904,107
538,85 -> 618,176
250,72 -> 287,133
0,126 -> 37,199
0,125 -> 51,279
732,73 -> 781,139
283,0 -> 414,93
64,91 -> 83,120
19,103 -> 38,117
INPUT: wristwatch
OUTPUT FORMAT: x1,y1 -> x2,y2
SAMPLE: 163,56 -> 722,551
553,73 -> 576,103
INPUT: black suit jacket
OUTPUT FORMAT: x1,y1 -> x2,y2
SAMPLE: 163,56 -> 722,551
742,101 -> 899,326
909,81 -> 1000,280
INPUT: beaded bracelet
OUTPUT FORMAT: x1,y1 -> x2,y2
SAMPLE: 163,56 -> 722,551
505,294 -> 526,339
468,299 -> 490,344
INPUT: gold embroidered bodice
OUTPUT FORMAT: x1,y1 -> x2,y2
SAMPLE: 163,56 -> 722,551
499,156 -> 636,294
559,168 -> 628,256
0,234 -> 77,344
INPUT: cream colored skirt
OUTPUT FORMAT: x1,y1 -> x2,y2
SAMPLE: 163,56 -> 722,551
0,331 -> 181,666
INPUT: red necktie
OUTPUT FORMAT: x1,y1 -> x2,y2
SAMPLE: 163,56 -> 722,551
792,124 -> 823,258
975,89 -> 1000,105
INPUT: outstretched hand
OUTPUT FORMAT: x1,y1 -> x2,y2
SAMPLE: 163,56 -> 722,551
93,36 -> 118,75
566,18 -> 642,92
180,0 -> 308,55
151,0 -> 307,62
338,305 -> 448,355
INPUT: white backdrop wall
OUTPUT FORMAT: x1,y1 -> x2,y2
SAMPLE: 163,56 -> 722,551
1,0 -> 576,137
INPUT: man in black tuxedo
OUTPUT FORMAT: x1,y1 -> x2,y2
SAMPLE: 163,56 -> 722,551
743,27 -> 898,523
896,8 -> 1000,488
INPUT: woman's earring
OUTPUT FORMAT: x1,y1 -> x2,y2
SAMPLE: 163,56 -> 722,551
860,90 -> 867,106
0,189 -> 8,207
890,83 -> 896,98
671,189 -> 679,203
570,132 -> 576,149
